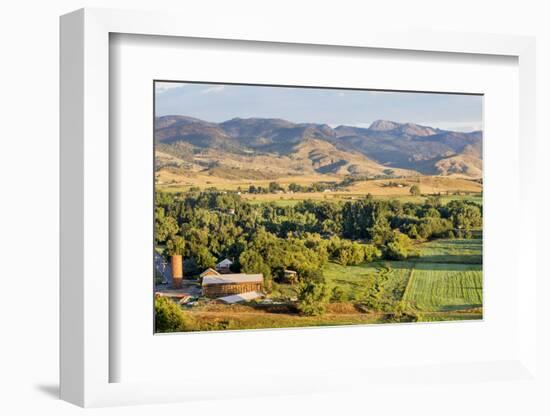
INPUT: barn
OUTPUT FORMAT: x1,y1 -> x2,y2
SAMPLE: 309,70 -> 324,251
200,267 -> 220,278
201,273 -> 263,298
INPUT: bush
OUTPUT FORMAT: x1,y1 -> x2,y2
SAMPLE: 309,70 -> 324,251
363,244 -> 382,262
331,286 -> 347,302
385,301 -> 419,323
296,272 -> 331,316
385,230 -> 414,260
155,296 -> 195,332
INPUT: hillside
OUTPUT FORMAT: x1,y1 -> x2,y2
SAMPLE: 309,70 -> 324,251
155,115 -> 483,180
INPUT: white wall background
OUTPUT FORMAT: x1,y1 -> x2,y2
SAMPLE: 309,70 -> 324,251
0,1 -> 548,415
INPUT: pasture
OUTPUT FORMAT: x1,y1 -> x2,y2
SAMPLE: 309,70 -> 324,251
274,237 -> 483,318
402,263 -> 482,312
324,237 -> 483,316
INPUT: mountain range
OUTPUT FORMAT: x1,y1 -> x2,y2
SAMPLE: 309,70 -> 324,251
155,115 -> 483,179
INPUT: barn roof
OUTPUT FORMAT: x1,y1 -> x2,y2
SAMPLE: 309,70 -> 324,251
200,267 -> 220,277
202,273 -> 263,286
217,291 -> 264,304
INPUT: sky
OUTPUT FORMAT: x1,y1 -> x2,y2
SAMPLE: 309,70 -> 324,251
155,81 -> 483,132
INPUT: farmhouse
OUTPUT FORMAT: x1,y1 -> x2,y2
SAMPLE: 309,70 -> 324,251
202,273 -> 264,298
215,258 -> 233,273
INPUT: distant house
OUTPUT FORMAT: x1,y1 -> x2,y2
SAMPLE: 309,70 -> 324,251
202,273 -> 263,298
284,269 -> 297,278
215,258 -> 233,274
200,268 -> 220,278
283,269 -> 298,284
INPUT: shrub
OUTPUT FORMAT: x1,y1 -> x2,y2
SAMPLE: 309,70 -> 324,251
385,230 -> 414,260
363,244 -> 382,262
409,185 -> 421,196
331,286 -> 347,302
155,296 -> 195,332
296,272 -> 331,316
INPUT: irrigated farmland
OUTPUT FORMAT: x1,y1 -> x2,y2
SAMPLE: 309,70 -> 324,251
403,263 -> 482,312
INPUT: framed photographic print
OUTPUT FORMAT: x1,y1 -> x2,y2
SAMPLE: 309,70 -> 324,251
60,8 -> 539,408
152,81 -> 484,333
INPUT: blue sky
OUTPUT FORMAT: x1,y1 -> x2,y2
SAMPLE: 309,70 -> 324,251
155,81 -> 483,132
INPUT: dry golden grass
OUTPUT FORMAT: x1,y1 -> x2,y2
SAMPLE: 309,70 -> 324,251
347,176 -> 482,195
156,170 -> 343,191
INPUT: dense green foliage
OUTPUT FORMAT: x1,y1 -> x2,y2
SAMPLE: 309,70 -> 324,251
296,270 -> 332,316
154,190 -> 482,281
154,296 -> 195,332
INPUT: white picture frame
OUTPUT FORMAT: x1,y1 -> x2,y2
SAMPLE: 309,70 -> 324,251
60,7 -> 538,408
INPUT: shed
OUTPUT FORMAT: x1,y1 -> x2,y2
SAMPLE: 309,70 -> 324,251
202,273 -> 263,297
283,269 -> 298,284
215,258 -> 233,273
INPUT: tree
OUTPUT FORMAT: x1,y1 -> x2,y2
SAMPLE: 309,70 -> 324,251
385,230 -> 414,260
155,209 -> 179,243
363,244 -> 382,262
288,183 -> 302,193
409,185 -> 421,196
239,249 -> 272,291
370,215 -> 392,246
166,236 -> 185,256
154,296 -> 194,332
335,241 -> 365,266
268,181 -> 283,193
296,271 -> 331,316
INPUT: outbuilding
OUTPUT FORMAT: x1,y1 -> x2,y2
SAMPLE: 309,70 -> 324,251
202,273 -> 263,298
215,258 -> 233,274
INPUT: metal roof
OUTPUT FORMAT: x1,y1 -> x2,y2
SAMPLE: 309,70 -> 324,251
217,291 -> 264,304
200,267 -> 220,277
202,273 -> 263,286
216,258 -> 233,267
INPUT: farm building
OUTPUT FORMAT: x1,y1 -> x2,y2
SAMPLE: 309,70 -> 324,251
202,273 -> 263,298
200,267 -> 219,278
217,291 -> 264,304
215,258 -> 233,273
284,269 -> 297,279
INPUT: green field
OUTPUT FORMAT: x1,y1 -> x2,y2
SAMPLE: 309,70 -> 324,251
415,238 -> 482,264
166,238 -> 482,331
324,238 -> 483,315
402,263 -> 482,312
324,261 -> 412,302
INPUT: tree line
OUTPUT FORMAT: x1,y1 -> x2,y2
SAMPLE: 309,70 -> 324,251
155,191 -> 482,289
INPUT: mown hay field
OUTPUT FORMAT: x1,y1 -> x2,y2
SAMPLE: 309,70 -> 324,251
402,263 -> 482,312
415,238 -> 482,264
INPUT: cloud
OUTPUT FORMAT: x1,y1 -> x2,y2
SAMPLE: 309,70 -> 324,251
418,120 -> 483,132
201,85 -> 226,94
155,82 -> 187,93
349,120 -> 483,132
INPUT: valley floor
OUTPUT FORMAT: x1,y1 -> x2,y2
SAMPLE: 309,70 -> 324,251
173,238 -> 483,332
